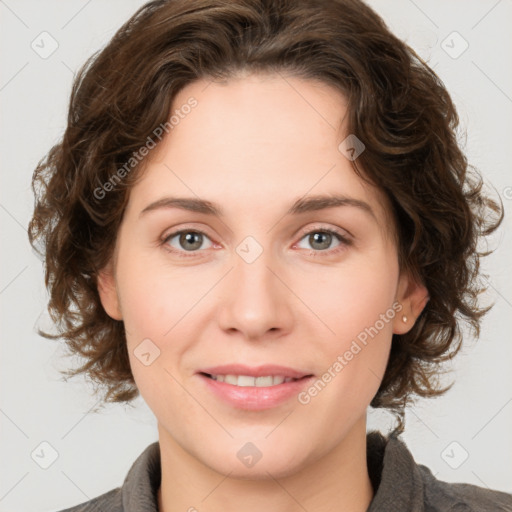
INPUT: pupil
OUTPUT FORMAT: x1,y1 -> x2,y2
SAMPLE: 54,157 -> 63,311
311,232 -> 331,250
181,232 -> 202,251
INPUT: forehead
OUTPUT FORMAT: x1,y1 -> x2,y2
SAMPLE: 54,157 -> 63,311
127,73 -> 396,237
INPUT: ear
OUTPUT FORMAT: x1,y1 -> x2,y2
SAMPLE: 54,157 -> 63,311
393,270 -> 429,335
96,260 -> 123,321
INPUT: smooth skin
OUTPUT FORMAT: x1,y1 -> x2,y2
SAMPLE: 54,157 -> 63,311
98,72 -> 428,512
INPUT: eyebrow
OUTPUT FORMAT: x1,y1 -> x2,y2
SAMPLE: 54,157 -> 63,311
139,194 -> 376,219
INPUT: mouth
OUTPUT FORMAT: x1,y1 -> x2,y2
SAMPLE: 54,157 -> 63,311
196,365 -> 315,410
199,372 -> 312,387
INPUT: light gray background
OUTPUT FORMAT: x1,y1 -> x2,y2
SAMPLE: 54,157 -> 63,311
1,1 -> 511,511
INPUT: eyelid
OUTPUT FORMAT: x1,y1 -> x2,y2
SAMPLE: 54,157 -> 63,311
294,223 -> 352,243
161,222 -> 352,243
160,224 -> 217,254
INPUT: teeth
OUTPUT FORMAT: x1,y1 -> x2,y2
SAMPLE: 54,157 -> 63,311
209,374 -> 297,387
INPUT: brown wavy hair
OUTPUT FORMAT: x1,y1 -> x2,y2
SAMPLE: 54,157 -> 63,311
28,0 -> 503,435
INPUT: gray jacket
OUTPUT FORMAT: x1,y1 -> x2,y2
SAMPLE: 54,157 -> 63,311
57,430 -> 512,511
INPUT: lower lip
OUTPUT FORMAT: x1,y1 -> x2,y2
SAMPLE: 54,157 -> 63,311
198,374 -> 314,410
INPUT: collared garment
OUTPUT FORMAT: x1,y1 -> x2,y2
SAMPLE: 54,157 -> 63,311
58,430 -> 512,511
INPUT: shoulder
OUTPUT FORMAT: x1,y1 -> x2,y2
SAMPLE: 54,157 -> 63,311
367,431 -> 512,512
53,441 -> 160,512
418,462 -> 512,512
54,487 -> 122,512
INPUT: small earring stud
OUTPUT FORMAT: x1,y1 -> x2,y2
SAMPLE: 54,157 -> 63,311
402,315 -> 408,323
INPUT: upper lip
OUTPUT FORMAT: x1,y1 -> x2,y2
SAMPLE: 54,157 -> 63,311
198,364 -> 313,379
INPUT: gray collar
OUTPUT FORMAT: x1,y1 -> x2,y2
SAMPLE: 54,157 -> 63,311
117,431 -> 512,511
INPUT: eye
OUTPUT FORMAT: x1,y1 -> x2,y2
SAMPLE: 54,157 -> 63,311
295,227 -> 351,256
161,225 -> 352,258
162,229 -> 214,257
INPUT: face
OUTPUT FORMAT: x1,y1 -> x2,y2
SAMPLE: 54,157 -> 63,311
98,73 -> 426,478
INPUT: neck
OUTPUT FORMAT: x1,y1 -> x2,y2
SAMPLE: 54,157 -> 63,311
157,416 -> 374,512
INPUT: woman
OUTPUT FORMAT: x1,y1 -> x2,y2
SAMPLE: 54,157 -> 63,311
28,0 -> 512,510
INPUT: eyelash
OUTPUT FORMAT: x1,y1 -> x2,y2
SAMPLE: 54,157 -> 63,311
160,225 -> 352,259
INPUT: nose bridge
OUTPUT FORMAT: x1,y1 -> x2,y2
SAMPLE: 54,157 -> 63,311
216,234 -> 293,339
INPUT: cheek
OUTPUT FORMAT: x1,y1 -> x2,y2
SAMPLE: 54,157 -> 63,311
303,250 -> 399,340
115,253 -> 210,395
116,249 -> 202,342
299,251 -> 398,400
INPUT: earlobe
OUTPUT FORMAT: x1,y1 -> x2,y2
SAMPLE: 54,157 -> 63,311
96,263 -> 123,321
393,271 -> 429,335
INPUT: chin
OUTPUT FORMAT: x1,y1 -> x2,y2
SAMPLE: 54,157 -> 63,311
199,439 -> 311,480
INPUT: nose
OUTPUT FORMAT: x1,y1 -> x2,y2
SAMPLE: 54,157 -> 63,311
216,246 -> 295,342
